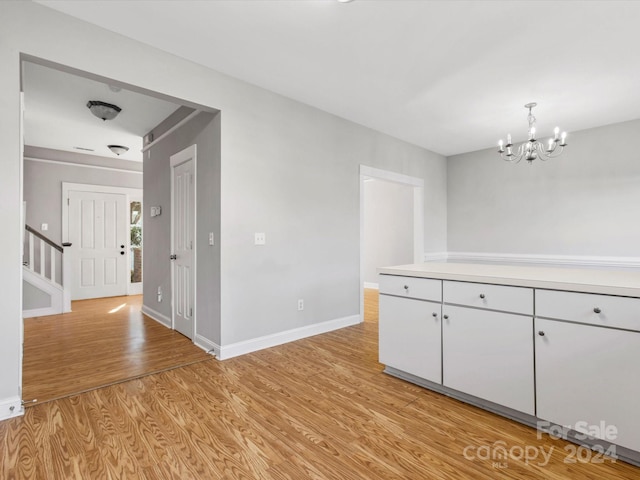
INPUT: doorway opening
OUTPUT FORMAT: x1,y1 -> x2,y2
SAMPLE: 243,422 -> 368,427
359,165 -> 424,324
20,56 -> 220,405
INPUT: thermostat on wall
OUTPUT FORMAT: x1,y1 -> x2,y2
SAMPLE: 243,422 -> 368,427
150,206 -> 162,217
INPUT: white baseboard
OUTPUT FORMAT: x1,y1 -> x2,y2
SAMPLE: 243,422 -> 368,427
447,252 -> 640,269
423,252 -> 449,262
23,306 -> 61,319
363,282 -> 379,290
141,305 -> 171,328
218,314 -> 361,360
195,334 -> 220,357
0,396 -> 23,421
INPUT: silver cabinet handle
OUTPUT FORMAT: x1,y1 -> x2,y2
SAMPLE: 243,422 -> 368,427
594,307 -> 602,314
479,293 -> 485,299
538,331 -> 545,336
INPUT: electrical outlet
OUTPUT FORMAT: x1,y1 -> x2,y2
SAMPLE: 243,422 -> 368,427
209,232 -> 215,246
41,223 -> 48,231
297,299 -> 304,311
157,286 -> 162,303
255,232 -> 266,245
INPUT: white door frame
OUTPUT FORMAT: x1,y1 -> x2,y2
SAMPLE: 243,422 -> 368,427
170,145 -> 197,339
62,182 -> 143,298
359,165 -> 424,322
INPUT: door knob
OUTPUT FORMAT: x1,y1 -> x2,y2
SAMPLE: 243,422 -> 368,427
170,254 -> 177,260
120,245 -> 125,249
538,331 -> 545,336
432,312 -> 438,317
593,307 -> 602,314
479,293 -> 485,299
120,251 -> 125,255
443,314 -> 449,320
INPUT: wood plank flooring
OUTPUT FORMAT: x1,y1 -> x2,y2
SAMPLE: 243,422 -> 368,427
22,295 -> 212,405
3,289 -> 637,478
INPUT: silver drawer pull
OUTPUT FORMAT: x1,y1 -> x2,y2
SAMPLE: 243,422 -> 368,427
479,293 -> 486,299
593,307 -> 602,314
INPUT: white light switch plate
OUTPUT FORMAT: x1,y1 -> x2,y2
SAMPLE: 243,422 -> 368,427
254,232 -> 266,245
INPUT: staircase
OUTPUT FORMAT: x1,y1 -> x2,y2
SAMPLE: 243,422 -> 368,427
22,225 -> 71,318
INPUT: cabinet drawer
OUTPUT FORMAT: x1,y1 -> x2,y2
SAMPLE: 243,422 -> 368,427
536,290 -> 640,332
443,281 -> 533,315
379,275 -> 441,302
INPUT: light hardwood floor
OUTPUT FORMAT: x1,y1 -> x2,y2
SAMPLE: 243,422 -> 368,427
22,295 -> 212,405
2,289 -> 637,478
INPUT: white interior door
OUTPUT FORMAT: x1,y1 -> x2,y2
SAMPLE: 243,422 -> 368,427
68,190 -> 128,300
171,145 -> 196,340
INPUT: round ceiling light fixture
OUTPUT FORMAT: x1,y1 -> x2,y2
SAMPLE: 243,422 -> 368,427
108,145 -> 129,156
87,100 -> 122,121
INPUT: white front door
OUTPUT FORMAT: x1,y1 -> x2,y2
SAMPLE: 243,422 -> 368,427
171,145 -> 196,339
68,190 -> 128,300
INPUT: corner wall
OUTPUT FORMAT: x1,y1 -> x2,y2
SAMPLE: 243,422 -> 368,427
143,112 -> 221,347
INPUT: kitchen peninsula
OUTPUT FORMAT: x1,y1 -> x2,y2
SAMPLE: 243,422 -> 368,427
378,262 -> 640,465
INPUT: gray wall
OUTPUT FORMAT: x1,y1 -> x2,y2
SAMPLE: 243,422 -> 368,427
363,179 -> 414,284
144,112 -> 221,345
447,119 -> 640,257
24,148 -> 142,245
0,2 -> 447,405
23,282 -> 51,310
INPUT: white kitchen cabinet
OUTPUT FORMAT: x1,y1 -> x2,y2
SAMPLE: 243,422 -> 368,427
379,294 -> 442,383
536,318 -> 640,452
442,305 -> 534,415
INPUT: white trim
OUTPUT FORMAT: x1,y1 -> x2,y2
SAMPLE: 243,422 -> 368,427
424,251 -> 449,262
363,282 -> 379,290
170,145 -> 197,341
195,334 -> 219,357
360,165 -> 424,187
218,314 -> 361,360
141,305 -> 172,328
359,165 -> 425,322
142,110 -> 201,153
0,396 -> 24,421
22,307 -> 58,319
25,157 -> 142,175
447,252 -> 640,269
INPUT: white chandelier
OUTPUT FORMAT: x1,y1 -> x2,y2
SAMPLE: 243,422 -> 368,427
498,103 -> 567,163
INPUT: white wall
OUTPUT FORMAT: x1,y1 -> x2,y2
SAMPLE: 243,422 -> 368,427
447,119 -> 640,259
0,2 -> 448,411
363,179 -> 414,284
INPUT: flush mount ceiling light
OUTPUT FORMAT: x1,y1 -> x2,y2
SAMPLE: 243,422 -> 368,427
498,103 -> 568,164
86,100 -> 121,121
108,145 -> 129,156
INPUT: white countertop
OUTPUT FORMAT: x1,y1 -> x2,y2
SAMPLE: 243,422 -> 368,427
378,262 -> 640,298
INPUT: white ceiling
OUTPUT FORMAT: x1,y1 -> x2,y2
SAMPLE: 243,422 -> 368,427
37,0 -> 640,156
23,61 -> 180,162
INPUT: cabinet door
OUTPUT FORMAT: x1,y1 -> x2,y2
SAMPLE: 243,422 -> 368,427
536,319 -> 640,452
443,305 -> 534,415
379,295 -> 441,383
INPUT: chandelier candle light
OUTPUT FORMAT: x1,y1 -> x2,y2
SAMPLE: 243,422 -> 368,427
498,103 -> 567,163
